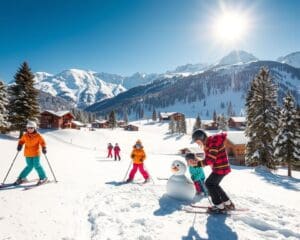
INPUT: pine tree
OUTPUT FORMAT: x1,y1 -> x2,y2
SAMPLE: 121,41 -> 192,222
123,111 -> 129,125
193,114 -> 201,132
152,109 -> 157,122
213,110 -> 217,122
8,62 -> 40,137
245,67 -> 278,169
227,101 -> 235,117
273,92 -> 300,177
108,110 -> 117,129
217,114 -> 228,131
0,81 -> 9,133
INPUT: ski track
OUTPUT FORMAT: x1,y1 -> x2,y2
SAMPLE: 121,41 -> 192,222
85,184 -> 300,240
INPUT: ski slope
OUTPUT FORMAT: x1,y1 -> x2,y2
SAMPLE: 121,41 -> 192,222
0,121 -> 299,240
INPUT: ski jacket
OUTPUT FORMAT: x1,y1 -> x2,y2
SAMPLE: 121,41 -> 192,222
130,147 -> 146,164
201,132 -> 231,175
107,145 -> 113,150
188,166 -> 205,182
18,132 -> 46,157
114,146 -> 120,153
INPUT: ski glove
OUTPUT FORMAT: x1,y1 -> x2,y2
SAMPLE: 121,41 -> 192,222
17,145 -> 22,151
42,147 -> 47,154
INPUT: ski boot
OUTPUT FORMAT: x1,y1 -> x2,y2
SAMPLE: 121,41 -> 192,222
14,178 -> 27,185
36,178 -> 48,186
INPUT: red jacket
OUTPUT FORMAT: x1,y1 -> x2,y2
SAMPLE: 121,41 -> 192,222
203,133 -> 231,175
114,146 -> 120,153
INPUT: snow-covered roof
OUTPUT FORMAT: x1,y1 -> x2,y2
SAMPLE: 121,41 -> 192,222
229,117 -> 246,122
72,120 -> 85,127
202,120 -> 216,125
43,110 -> 73,117
94,120 -> 108,124
226,131 -> 248,145
159,112 -> 177,118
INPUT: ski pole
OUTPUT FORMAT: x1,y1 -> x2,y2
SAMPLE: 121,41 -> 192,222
2,151 -> 20,184
43,154 -> 58,183
123,160 -> 132,182
199,178 -> 213,206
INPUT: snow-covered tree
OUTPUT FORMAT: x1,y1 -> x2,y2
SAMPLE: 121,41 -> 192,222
217,114 -> 228,131
152,109 -> 157,122
245,67 -> 278,169
213,110 -> 217,122
123,111 -> 128,125
108,110 -> 117,129
0,81 -> 9,133
8,62 -> 40,137
193,114 -> 201,132
227,101 -> 235,117
273,92 -> 300,176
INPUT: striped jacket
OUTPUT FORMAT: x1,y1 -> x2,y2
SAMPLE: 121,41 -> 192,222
200,133 -> 231,175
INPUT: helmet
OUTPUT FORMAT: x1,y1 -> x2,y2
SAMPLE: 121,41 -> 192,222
192,129 -> 207,143
26,121 -> 37,129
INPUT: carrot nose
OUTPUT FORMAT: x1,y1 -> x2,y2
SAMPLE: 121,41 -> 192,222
172,166 -> 179,172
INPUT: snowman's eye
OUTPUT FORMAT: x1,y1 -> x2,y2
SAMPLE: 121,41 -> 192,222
177,164 -> 180,167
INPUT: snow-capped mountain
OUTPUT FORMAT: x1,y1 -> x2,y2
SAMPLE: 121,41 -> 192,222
35,69 -> 126,108
277,51 -> 300,68
216,50 -> 258,66
86,60 -> 300,120
168,63 -> 209,74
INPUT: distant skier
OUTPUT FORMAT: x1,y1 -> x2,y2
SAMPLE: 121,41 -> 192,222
185,153 -> 208,196
114,143 -> 121,161
14,121 -> 48,185
189,129 -> 235,213
126,140 -> 150,183
107,143 -> 113,158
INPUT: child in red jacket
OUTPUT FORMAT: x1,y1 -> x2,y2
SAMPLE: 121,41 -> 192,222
189,129 -> 235,213
114,143 -> 121,161
107,143 -> 113,158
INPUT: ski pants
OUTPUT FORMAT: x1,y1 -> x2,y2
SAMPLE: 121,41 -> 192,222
19,156 -> 47,180
107,149 -> 113,158
114,152 -> 121,160
205,173 -> 229,205
129,163 -> 149,180
193,179 -> 208,195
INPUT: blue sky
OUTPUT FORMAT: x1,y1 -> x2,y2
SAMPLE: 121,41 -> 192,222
0,0 -> 299,81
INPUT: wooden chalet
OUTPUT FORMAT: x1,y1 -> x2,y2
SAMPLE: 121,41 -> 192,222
124,124 -> 139,131
71,120 -> 86,130
202,120 -> 218,130
91,120 -> 109,128
159,112 -> 185,121
40,110 -> 74,129
224,131 -> 248,165
228,117 -> 246,130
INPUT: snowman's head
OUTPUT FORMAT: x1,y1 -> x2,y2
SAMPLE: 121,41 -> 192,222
171,160 -> 187,176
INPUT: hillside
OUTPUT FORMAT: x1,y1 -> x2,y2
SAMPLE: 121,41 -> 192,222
0,121 -> 299,240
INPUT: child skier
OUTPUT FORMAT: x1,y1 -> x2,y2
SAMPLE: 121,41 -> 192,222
189,129 -> 235,213
113,143 -> 121,161
14,121 -> 48,185
185,153 -> 208,196
126,140 -> 150,183
107,143 -> 113,158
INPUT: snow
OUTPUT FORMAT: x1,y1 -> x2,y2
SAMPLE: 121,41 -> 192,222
277,52 -> 300,68
43,110 -> 73,117
1,121 -> 300,240
216,50 -> 258,66
226,131 -> 248,145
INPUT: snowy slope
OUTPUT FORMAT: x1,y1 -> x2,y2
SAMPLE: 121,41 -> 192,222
0,121 -> 299,240
277,52 -> 300,68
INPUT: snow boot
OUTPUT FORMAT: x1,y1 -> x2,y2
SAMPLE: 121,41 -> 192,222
143,178 -> 150,184
126,178 -> 133,183
224,200 -> 235,211
36,178 -> 48,186
14,178 -> 27,185
207,204 -> 227,214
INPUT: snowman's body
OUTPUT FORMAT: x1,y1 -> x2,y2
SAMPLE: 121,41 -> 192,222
167,160 -> 195,201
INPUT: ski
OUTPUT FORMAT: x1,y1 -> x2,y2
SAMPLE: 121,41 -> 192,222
23,180 -> 53,191
182,206 -> 242,215
156,177 -> 169,181
0,179 -> 39,190
190,204 -> 249,212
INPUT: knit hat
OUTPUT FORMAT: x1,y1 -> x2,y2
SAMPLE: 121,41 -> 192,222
26,121 -> 37,129
185,153 -> 196,161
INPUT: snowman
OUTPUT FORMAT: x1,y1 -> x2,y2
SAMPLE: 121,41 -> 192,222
167,160 -> 195,201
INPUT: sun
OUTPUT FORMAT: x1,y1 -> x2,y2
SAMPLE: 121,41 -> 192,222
213,10 -> 248,43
